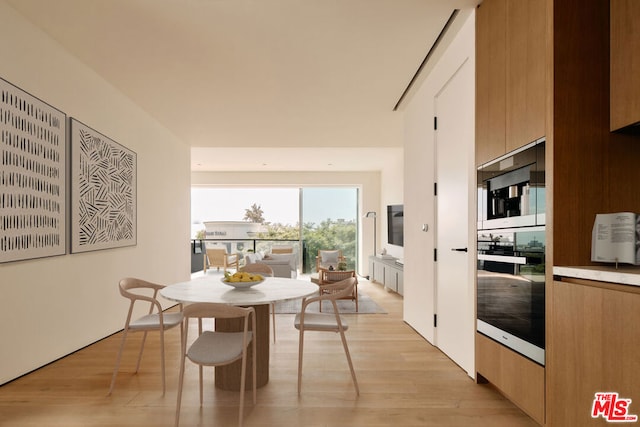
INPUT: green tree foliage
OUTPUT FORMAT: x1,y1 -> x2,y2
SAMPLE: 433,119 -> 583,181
253,223 -> 298,254
243,203 -> 265,223
258,223 -> 300,240
302,219 -> 356,273
256,218 -> 357,274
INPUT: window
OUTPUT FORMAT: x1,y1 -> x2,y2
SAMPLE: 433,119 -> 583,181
191,186 -> 359,273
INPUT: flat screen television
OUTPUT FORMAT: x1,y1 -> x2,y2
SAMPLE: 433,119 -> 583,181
387,204 -> 404,247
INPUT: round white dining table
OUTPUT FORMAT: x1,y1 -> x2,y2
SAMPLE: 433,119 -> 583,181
161,274 -> 318,306
160,275 -> 318,390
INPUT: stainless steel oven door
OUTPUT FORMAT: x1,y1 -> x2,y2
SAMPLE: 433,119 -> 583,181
476,228 -> 545,366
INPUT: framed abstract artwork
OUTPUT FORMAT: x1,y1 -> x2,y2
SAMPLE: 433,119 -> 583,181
70,118 -> 137,253
0,78 -> 67,263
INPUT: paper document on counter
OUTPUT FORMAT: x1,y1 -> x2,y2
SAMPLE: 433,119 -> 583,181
591,212 -> 640,265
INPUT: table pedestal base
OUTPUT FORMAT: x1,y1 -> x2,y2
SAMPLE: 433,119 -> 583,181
215,304 -> 270,391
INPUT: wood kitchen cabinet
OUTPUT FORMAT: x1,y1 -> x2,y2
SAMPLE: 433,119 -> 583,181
476,333 -> 545,425
475,0 -> 506,166
610,0 -> 640,131
505,0 -> 545,152
476,0 -> 545,166
548,277 -> 640,426
476,0 -> 640,425
475,1 -> 547,424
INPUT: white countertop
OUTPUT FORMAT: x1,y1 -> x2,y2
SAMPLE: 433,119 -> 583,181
553,265 -> 640,287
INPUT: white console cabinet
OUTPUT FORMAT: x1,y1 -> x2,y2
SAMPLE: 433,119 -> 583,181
369,256 -> 403,295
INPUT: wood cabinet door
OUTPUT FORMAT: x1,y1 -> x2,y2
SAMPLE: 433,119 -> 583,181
475,0 -> 506,166
610,0 -> 640,131
475,0 -> 491,166
506,0 -> 545,151
548,279 -> 640,425
476,333 -> 545,424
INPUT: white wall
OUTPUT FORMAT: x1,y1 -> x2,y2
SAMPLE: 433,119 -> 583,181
191,170 -> 392,277
380,153 -> 405,259
402,11 -> 475,343
0,2 -> 191,384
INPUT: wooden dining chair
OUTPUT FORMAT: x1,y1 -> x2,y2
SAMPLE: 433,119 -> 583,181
175,303 -> 256,427
108,278 -> 183,396
318,269 -> 358,312
294,277 -> 359,395
239,263 -> 277,342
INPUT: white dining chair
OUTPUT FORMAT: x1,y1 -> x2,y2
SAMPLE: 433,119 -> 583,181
108,277 -> 183,396
175,302 -> 256,427
294,276 -> 359,395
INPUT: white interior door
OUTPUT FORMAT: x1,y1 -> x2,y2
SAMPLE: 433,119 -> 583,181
434,58 -> 474,375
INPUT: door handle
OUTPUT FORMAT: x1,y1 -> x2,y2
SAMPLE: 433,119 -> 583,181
451,248 -> 468,252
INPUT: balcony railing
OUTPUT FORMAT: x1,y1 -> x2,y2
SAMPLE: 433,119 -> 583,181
191,238 -> 303,273
191,238 -> 357,274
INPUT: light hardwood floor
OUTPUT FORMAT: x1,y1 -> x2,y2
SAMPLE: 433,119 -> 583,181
0,278 -> 538,427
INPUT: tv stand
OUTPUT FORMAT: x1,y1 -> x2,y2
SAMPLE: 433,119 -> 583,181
368,255 -> 403,295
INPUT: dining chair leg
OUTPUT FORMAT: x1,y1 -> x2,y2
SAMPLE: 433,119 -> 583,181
338,328 -> 360,395
135,331 -> 148,373
252,332 -> 257,405
271,303 -> 276,343
239,349 -> 247,427
175,338 -> 187,427
198,366 -> 204,406
194,318 -> 204,405
355,287 -> 359,312
159,329 -> 167,395
297,325 -> 305,395
108,327 -> 129,395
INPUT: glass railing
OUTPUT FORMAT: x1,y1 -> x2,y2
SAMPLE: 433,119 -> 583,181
191,238 -> 357,274
191,238 -> 302,273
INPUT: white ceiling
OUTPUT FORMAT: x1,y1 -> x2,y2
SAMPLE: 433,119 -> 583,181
6,0 -> 477,172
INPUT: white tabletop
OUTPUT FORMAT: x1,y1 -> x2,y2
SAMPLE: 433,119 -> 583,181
160,275 -> 318,305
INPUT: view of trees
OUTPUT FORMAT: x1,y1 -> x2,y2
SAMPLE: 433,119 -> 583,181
257,218 -> 356,273
195,201 -> 357,274
301,219 -> 356,273
243,203 -> 265,223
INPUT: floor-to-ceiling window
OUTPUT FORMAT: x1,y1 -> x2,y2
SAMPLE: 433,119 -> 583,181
300,187 -> 358,273
191,186 -> 359,273
191,187 -> 299,239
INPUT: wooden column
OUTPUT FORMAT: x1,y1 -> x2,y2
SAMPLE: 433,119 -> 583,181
215,304 -> 270,391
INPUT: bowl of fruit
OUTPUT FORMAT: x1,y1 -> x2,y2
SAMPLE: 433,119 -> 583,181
221,271 -> 265,289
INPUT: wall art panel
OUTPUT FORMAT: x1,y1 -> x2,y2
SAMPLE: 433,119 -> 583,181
70,118 -> 136,253
0,78 -> 67,263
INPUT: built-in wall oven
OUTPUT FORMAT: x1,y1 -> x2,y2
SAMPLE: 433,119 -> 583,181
476,138 -> 546,366
477,227 -> 545,365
